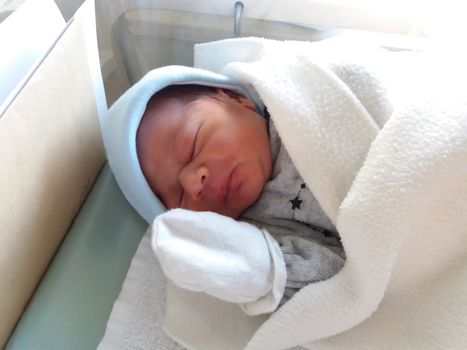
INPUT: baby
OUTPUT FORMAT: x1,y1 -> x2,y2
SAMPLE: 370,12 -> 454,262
102,65 -> 345,315
136,82 -> 345,313
136,84 -> 270,219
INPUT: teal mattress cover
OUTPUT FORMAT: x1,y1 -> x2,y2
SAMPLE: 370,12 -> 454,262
6,164 -> 147,350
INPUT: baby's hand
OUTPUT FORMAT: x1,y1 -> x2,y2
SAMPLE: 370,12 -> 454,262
151,208 -> 286,315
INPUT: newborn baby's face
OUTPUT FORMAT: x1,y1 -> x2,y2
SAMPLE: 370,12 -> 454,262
137,89 -> 272,219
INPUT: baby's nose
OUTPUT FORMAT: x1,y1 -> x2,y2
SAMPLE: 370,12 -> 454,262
181,166 -> 209,202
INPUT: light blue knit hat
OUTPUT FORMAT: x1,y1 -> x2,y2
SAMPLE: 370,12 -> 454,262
100,65 -> 264,223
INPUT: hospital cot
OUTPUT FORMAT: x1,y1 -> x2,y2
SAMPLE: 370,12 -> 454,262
0,1 -> 441,349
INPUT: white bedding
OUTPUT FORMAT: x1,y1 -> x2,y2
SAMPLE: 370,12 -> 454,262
99,37 -> 467,350
97,231 -> 185,350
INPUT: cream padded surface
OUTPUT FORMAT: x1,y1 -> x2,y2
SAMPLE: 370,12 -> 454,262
0,2 -> 104,346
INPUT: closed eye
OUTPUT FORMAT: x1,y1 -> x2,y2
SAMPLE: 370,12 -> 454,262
178,122 -> 203,207
187,122 -> 203,162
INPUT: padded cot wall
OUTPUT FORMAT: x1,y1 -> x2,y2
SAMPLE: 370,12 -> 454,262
0,1 -> 105,347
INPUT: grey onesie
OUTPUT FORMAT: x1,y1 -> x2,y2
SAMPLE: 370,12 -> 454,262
241,111 -> 346,303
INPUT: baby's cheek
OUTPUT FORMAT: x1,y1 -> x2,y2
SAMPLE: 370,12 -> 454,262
240,169 -> 266,207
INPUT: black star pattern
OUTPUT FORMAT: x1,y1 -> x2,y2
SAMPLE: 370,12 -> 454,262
290,196 -> 303,210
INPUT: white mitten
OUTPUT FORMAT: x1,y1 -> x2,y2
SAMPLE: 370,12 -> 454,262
151,208 -> 286,315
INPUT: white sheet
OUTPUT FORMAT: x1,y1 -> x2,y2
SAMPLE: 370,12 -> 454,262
97,230 -> 185,350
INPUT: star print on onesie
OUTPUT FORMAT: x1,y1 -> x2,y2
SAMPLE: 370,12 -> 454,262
289,183 -> 306,211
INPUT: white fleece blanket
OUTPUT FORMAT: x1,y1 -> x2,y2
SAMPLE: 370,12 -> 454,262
99,38 -> 467,350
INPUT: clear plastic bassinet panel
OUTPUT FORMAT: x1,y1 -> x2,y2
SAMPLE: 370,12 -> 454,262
95,0 -> 430,107
95,3 -> 335,106
113,9 -> 332,82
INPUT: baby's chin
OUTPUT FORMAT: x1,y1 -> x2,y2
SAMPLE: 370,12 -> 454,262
218,190 -> 264,219
216,207 -> 244,219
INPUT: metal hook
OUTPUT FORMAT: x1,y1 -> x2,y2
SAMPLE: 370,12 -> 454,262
234,2 -> 243,38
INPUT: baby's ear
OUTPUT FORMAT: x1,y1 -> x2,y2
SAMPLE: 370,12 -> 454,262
216,88 -> 256,111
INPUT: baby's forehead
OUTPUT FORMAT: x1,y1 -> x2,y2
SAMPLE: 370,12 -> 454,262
141,98 -> 191,136
142,86 -> 213,124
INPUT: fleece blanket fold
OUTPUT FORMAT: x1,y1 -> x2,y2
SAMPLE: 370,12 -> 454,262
159,38 -> 467,350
